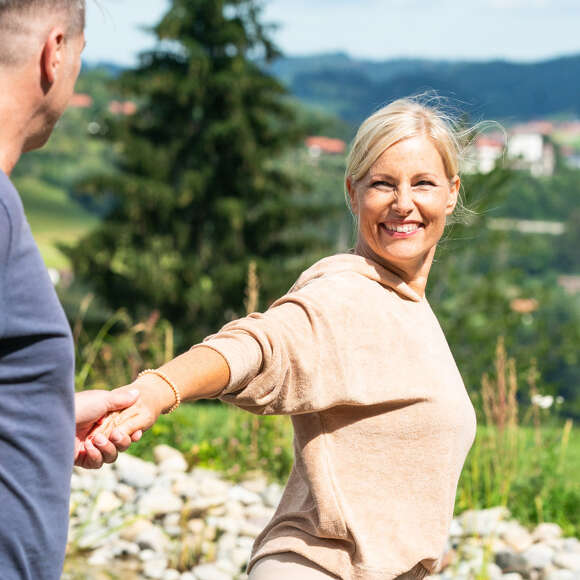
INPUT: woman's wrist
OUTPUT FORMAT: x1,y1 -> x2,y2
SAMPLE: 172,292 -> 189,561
133,373 -> 177,416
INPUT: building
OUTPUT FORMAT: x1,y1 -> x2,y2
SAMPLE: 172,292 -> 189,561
463,134 -> 504,174
507,123 -> 555,177
68,93 -> 93,109
305,136 -> 347,159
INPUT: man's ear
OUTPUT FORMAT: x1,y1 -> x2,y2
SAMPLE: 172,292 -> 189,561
445,175 -> 460,215
41,27 -> 66,87
346,177 -> 359,215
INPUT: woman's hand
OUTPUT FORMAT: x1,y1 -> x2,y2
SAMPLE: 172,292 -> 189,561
90,374 -> 177,442
75,389 -> 143,469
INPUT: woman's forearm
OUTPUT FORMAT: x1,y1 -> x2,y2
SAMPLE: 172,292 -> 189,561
139,346 -> 231,415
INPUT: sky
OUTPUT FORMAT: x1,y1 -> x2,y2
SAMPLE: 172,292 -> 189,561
84,0 -> 580,67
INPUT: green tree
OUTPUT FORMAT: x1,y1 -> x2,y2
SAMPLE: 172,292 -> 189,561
68,0 -> 330,346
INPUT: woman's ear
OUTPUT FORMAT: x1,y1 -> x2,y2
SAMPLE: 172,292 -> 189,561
346,177 -> 359,215
445,175 -> 460,215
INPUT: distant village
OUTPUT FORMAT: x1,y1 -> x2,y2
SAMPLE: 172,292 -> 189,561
305,120 -> 580,177
70,92 -> 580,178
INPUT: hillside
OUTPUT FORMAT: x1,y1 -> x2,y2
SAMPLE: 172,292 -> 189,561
266,52 -> 580,125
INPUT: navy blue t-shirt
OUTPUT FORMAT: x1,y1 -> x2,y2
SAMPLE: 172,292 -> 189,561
0,170 -> 75,580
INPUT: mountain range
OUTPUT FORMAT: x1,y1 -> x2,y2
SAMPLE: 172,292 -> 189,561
266,52 -> 580,125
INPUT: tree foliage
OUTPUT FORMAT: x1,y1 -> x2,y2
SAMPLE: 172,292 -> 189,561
68,0 -> 331,346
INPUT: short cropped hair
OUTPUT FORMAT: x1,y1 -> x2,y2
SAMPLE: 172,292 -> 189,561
0,0 -> 85,66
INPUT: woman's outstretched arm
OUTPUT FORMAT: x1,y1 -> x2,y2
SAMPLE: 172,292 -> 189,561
96,346 -> 230,438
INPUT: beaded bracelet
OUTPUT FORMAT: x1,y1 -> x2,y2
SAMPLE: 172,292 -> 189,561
138,368 -> 181,414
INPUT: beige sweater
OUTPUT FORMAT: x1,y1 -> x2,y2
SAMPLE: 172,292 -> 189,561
203,254 -> 476,580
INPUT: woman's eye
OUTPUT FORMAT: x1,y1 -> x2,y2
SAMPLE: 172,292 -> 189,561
415,180 -> 435,187
371,181 -> 394,189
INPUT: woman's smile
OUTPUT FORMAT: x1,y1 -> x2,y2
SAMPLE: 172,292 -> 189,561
380,221 -> 424,236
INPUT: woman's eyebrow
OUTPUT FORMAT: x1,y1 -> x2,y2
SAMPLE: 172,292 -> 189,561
368,172 -> 396,180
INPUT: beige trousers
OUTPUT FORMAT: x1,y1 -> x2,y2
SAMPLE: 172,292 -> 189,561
249,552 -> 340,579
249,552 -> 429,579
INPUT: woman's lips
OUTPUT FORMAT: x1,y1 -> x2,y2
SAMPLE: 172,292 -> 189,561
380,222 -> 423,237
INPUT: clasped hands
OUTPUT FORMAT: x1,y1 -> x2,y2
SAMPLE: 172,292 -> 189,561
75,375 -> 169,469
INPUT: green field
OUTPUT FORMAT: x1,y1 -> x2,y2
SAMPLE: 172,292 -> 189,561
15,175 -> 98,270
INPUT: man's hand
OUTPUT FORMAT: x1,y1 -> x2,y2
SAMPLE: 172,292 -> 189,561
75,389 -> 143,469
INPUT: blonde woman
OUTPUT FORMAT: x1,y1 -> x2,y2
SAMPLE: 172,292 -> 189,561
99,97 -> 477,580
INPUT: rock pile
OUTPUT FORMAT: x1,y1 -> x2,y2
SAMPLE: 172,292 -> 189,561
64,446 -> 580,580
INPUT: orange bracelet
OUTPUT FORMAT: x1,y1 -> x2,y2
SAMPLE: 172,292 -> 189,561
138,368 -> 181,414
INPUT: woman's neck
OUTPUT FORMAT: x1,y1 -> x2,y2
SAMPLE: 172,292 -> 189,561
353,240 -> 435,298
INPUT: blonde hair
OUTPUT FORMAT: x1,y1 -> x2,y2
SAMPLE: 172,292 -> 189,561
345,96 -> 464,188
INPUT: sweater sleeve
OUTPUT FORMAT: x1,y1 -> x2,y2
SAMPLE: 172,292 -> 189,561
202,280 -> 350,415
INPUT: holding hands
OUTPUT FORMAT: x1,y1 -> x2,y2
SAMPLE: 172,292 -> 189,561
78,347 -> 231,468
75,389 -> 143,469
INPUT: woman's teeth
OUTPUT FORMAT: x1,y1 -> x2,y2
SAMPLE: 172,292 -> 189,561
383,223 -> 420,233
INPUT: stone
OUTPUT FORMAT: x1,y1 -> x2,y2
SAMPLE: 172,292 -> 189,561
139,487 -> 184,516
230,546 -> 251,570
183,497 -> 226,518
115,453 -> 158,488
120,518 -> 155,542
553,551 -> 580,571
143,556 -> 168,579
135,524 -> 171,553
239,520 -> 263,538
154,445 -> 188,473
180,574 -> 196,580
116,483 -> 137,502
503,522 -> 534,552
173,477 -> 200,499
501,574 -> 524,580
523,543 -> 555,569
241,475 -> 268,494
94,490 -> 122,514
163,571 -> 181,580
459,506 -> 510,536
448,518 -> 463,539
206,515 -> 240,535
496,551 -> 529,574
192,563 -> 232,580
562,538 -> 580,553
111,539 -> 140,557
486,562 -> 503,580
542,570 -> 577,580
533,524 -> 563,543
228,485 -> 262,506
87,546 -> 114,566
163,513 -> 183,537
139,549 -> 158,562
261,483 -> 283,508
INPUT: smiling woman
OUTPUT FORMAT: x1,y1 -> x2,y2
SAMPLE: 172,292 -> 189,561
92,95 -> 478,580
345,99 -> 463,296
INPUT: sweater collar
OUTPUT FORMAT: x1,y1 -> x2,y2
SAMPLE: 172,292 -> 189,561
291,253 -> 423,302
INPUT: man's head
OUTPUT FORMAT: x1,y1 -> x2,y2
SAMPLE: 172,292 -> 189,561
0,0 -> 86,160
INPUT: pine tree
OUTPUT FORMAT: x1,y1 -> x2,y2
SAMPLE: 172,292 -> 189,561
69,0 -> 331,346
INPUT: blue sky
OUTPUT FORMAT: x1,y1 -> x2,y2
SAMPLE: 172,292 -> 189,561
85,0 -> 580,67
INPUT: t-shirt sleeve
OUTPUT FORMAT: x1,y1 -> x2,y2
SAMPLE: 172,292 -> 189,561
202,280 -> 351,415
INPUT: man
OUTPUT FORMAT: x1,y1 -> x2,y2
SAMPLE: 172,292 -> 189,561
0,1 -> 139,578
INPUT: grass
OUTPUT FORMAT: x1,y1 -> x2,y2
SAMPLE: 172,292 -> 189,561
14,176 -> 98,270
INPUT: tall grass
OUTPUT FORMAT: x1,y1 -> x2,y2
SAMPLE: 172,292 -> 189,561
457,337 -> 578,534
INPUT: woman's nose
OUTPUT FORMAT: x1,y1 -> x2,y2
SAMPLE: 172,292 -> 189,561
392,185 -> 414,214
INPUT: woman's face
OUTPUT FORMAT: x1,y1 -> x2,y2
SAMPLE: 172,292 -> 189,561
347,135 -> 459,280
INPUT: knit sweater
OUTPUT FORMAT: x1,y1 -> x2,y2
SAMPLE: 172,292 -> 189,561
202,253 -> 476,580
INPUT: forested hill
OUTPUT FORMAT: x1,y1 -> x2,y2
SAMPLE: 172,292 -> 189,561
266,52 -> 580,125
